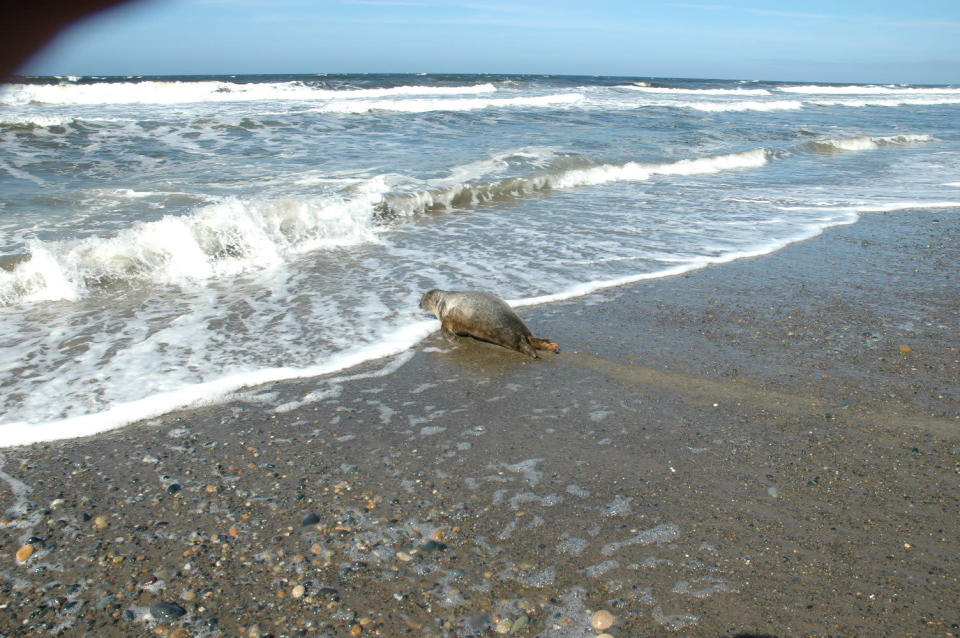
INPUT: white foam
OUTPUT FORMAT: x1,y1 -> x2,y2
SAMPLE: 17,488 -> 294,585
855,201 -> 960,213
551,148 -> 770,189
810,97 -> 960,108
314,93 -> 584,114
619,85 -> 772,96
0,81 -> 498,106
808,134 -> 934,152
509,213 -> 862,311
0,325 -> 428,448
0,114 -> 75,127
678,100 -> 804,112
779,84 -> 960,95
776,201 -> 960,214
0,181 -> 387,306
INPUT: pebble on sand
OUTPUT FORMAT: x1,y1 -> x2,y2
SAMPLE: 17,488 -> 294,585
591,610 -> 615,631
149,601 -> 187,622
291,584 -> 306,599
93,515 -> 109,530
15,544 -> 35,563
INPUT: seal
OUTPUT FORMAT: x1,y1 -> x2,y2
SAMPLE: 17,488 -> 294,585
419,289 -> 559,358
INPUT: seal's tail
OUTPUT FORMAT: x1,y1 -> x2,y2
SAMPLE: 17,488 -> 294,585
529,337 -> 560,353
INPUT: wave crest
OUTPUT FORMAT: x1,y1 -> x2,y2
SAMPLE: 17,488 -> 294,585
0,80 -> 498,106
0,183 -> 386,306
804,134 -> 934,153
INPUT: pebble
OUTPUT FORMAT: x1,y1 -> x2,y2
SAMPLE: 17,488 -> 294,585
302,512 -> 321,526
396,551 -> 413,562
149,601 -> 187,622
350,623 -> 363,636
93,515 -> 109,530
316,587 -> 339,600
16,544 -> 35,563
494,618 -> 512,634
291,584 -> 306,599
512,615 -> 530,632
597,634 -> 615,638
592,610 -> 615,631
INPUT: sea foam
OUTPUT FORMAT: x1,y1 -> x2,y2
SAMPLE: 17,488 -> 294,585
0,80 -> 498,106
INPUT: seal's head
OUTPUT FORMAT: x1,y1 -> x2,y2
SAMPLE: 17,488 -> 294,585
419,289 -> 441,314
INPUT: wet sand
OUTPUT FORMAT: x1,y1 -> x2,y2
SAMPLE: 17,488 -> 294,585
1,209 -> 957,637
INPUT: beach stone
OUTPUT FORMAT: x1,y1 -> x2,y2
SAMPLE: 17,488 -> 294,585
596,634 -> 615,638
422,539 -> 448,552
167,483 -> 182,495
494,618 -> 512,634
150,601 -> 187,622
396,551 -> 413,561
511,615 -> 530,632
93,515 -> 109,529
316,586 -> 339,600
291,584 -> 306,599
591,610 -> 615,631
302,512 -> 321,526
16,544 -> 35,562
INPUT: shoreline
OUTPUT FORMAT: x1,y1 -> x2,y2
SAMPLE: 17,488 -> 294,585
0,204 -> 905,449
1,208 -> 957,637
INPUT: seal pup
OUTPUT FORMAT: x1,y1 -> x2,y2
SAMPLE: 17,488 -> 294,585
419,289 -> 558,358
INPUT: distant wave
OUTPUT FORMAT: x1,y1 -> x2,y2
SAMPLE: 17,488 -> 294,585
675,100 -> 804,112
618,85 -> 772,96
778,84 -> 960,95
0,80 -> 498,106
313,92 -> 584,114
809,97 -> 960,108
804,134 -> 934,153
0,113 -> 77,127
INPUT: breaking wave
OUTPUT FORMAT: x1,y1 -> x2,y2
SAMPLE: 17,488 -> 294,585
804,134 -> 934,153
619,85 -> 773,96
0,133 -> 936,308
0,148 -> 769,306
778,84 -> 960,95
375,149 -> 770,219
0,181 -> 387,305
314,93 -> 584,114
0,80 -> 498,106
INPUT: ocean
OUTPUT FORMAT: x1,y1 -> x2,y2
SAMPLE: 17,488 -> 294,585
1,73 -> 958,447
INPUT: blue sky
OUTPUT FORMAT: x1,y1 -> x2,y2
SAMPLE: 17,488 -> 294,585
21,0 -> 960,84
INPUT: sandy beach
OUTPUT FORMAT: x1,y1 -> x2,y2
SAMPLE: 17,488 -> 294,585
1,208 -> 957,637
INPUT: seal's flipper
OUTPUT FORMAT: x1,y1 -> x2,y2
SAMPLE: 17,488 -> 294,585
529,337 -> 559,353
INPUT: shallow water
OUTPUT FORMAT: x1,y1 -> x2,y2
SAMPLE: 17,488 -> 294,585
1,73 -> 959,444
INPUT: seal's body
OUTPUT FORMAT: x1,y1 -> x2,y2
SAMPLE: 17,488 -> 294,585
419,289 -> 558,358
